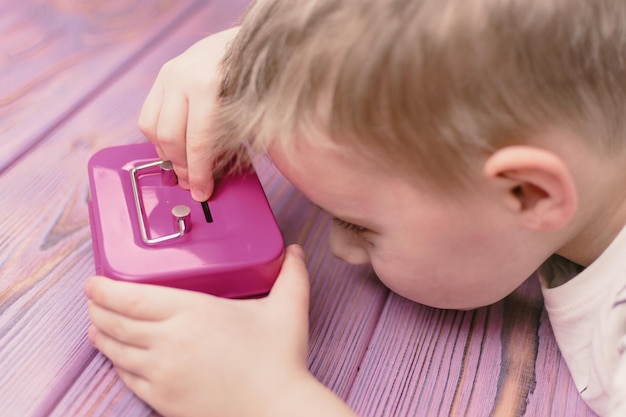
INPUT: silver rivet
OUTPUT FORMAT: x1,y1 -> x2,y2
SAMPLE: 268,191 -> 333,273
172,205 -> 192,233
160,160 -> 178,186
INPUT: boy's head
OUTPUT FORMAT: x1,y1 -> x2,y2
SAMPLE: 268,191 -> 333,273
216,0 -> 626,188
212,0 -> 626,308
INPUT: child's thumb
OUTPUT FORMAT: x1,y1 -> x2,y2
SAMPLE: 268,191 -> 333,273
269,244 -> 310,310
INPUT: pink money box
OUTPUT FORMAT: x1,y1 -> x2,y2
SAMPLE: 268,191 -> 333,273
87,142 -> 285,298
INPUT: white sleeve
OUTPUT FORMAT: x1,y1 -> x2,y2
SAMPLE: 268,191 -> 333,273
607,327 -> 626,416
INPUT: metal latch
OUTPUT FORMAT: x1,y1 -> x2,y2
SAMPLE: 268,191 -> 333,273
130,160 -> 192,245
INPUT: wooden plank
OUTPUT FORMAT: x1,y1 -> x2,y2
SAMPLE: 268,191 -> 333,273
0,0 -> 205,173
347,276 -> 597,416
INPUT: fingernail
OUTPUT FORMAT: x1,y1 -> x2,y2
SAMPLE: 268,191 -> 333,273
87,326 -> 97,344
84,278 -> 94,299
288,244 -> 306,261
191,187 -> 207,202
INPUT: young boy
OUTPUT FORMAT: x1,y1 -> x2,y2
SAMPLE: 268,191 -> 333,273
85,0 -> 626,416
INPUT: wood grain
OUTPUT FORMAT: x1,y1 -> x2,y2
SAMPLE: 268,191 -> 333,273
348,279 -> 595,416
0,0 -> 599,416
0,0 -> 206,172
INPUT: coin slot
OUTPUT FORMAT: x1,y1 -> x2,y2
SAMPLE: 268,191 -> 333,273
201,201 -> 213,223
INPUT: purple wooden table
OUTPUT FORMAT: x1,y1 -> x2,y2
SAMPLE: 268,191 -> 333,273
0,1 -> 596,416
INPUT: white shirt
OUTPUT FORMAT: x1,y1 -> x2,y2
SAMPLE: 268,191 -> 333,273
541,225 -> 626,416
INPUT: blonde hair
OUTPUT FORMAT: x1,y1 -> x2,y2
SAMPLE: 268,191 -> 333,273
213,0 -> 626,189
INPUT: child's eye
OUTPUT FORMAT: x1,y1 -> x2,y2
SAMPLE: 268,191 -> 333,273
333,217 -> 367,234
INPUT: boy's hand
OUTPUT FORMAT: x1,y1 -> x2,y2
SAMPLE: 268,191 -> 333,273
86,245 -> 312,417
138,27 -> 239,202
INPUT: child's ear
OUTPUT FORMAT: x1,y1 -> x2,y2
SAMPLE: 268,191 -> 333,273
482,146 -> 578,231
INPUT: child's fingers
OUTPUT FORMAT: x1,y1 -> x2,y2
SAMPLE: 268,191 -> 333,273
88,325 -> 150,376
138,77 -> 164,143
87,301 -> 155,348
156,90 -> 190,182
186,98 -> 217,201
269,245 -> 311,314
115,367 -> 153,406
85,276 -> 194,321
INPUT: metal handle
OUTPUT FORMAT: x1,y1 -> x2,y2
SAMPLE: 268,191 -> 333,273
130,160 -> 192,245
